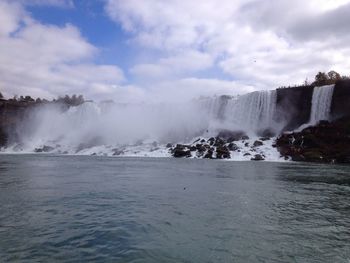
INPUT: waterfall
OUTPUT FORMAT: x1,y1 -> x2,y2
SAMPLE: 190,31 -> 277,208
309,84 -> 335,125
202,90 -> 277,134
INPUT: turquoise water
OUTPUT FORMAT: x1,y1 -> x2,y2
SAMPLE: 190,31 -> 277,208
0,155 -> 349,262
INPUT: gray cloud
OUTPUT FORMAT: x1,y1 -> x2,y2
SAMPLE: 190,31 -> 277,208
289,3 -> 350,41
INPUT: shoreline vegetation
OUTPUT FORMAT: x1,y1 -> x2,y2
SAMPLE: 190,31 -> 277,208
1,71 -> 350,163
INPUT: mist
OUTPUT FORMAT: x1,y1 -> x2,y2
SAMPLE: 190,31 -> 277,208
14,101 -> 207,151
9,88 -> 289,154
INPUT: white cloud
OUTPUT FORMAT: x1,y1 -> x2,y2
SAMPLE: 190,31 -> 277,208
106,0 -> 350,90
147,78 -> 255,102
130,50 -> 213,81
0,1 -> 125,100
2,0 -> 350,102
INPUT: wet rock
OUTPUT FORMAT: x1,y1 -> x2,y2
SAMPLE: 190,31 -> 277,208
204,148 -> 214,159
35,145 -> 54,153
242,135 -> 250,140
173,149 -> 191,158
244,142 -> 249,147
276,116 -> 350,163
208,137 -> 215,146
214,137 -> 225,147
259,137 -> 270,141
196,144 -> 207,152
189,146 -> 197,151
243,153 -> 251,156
200,139 -> 206,143
172,144 -> 191,158
227,142 -> 239,151
216,145 -> 231,159
193,138 -> 200,144
253,140 -> 264,147
251,154 -> 265,161
112,148 -> 124,156
166,143 -> 173,148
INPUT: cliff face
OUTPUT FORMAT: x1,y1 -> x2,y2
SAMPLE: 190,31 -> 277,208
275,80 -> 350,132
276,117 -> 350,163
0,100 -> 35,146
275,80 -> 350,163
331,79 -> 350,119
275,85 -> 314,131
0,100 -> 71,147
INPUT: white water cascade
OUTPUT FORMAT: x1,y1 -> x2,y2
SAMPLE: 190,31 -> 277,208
309,84 -> 335,125
3,91 -> 283,161
201,90 -> 278,135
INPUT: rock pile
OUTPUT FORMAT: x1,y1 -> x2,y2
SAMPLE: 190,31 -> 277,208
169,131 -> 269,160
276,117 -> 350,163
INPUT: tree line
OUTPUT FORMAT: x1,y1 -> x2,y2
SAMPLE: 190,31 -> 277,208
312,70 -> 349,86
277,70 -> 349,89
0,93 -> 85,106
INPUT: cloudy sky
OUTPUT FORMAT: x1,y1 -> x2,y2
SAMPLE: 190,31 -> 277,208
1,0 -> 350,102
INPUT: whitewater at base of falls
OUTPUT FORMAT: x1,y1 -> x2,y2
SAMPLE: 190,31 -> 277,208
1,136 -> 286,162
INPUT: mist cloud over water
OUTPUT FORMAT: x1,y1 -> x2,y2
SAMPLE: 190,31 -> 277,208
11,89 -> 286,153
15,101 -> 209,150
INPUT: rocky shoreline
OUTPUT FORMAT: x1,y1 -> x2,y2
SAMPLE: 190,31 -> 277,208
276,116 -> 350,164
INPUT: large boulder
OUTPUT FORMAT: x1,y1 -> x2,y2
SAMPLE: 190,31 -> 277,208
35,145 -> 54,153
204,148 -> 214,159
253,140 -> 264,147
216,145 -> 231,159
213,137 -> 225,147
227,142 -> 239,151
251,154 -> 265,161
172,144 -> 192,158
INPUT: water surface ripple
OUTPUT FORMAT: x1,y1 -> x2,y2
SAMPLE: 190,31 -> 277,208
0,155 -> 349,262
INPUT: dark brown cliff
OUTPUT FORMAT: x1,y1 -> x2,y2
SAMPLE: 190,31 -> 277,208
275,85 -> 314,131
331,79 -> 350,119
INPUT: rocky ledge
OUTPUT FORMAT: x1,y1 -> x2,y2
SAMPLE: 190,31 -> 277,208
276,116 -> 350,163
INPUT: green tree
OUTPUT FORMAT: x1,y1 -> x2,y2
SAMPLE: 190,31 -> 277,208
313,72 -> 329,86
327,70 -> 341,81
